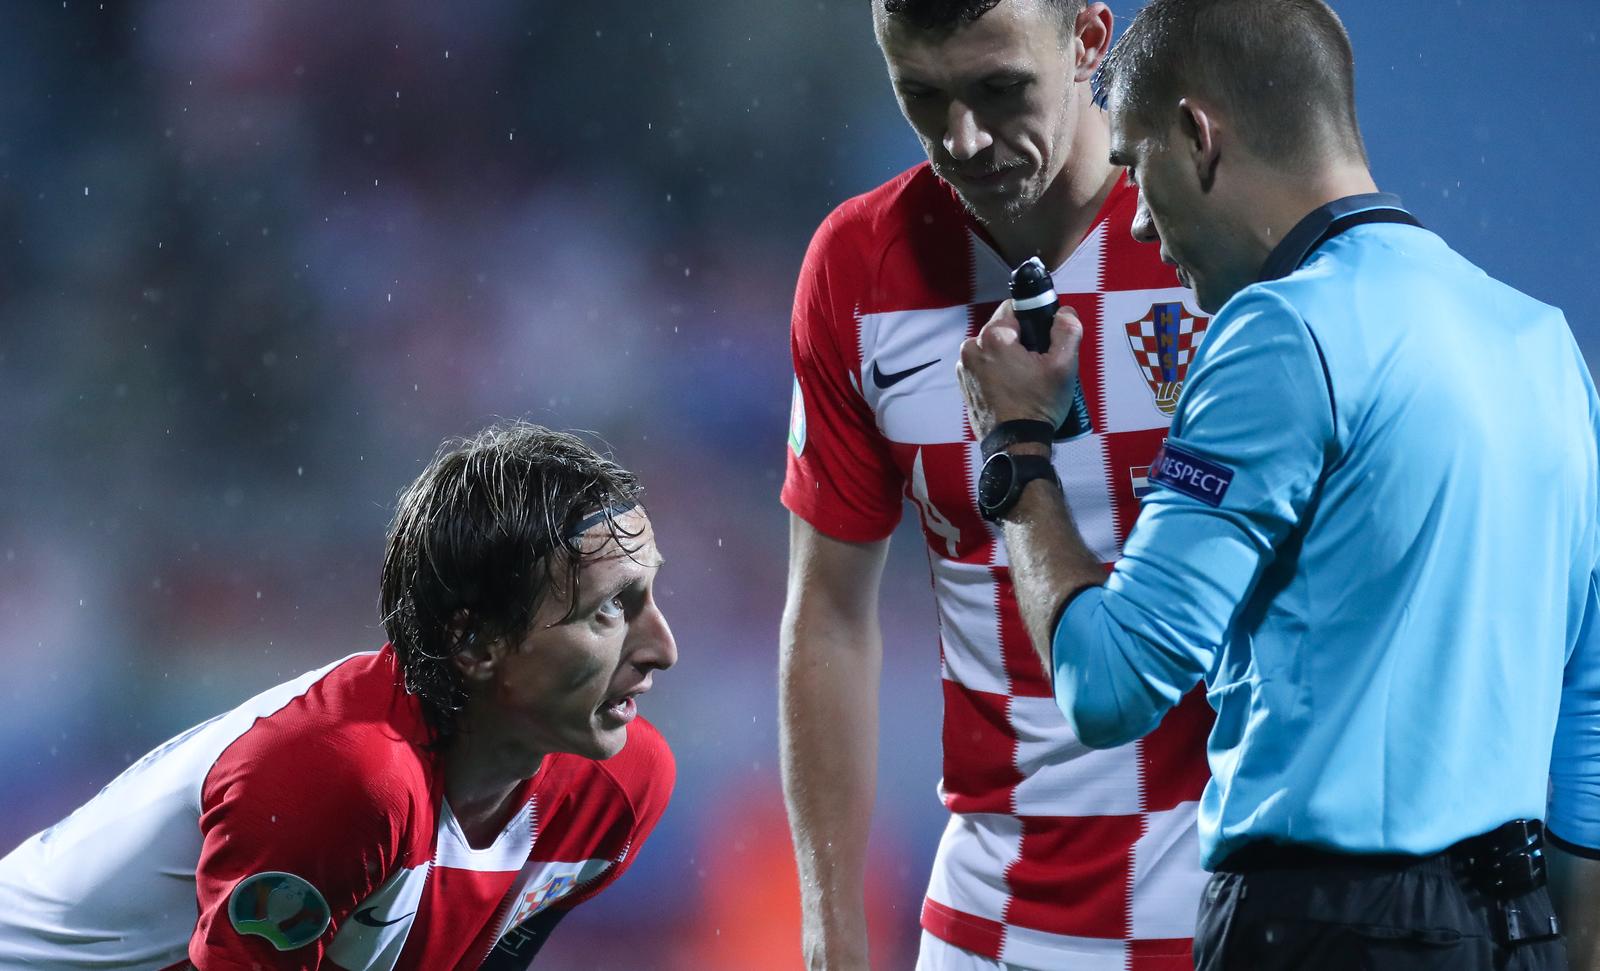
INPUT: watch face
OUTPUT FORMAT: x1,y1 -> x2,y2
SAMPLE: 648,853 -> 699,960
978,453 -> 1013,518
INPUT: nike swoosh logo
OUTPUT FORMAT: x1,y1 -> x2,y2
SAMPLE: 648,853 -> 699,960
871,358 -> 941,389
352,905 -> 415,928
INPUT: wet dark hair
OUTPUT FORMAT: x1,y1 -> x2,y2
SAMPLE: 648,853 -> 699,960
379,420 -> 644,746
1101,0 -> 1366,167
879,0 -> 1084,34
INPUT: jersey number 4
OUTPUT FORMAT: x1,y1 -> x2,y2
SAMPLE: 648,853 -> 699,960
910,449 -> 961,558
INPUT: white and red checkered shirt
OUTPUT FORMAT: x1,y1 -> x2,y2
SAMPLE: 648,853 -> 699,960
0,647 -> 672,970
783,164 -> 1213,970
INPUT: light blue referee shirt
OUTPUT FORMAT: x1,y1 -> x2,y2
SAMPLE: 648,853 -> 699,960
1052,193 -> 1600,869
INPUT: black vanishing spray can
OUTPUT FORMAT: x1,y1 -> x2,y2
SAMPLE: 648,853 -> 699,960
1010,256 -> 1094,441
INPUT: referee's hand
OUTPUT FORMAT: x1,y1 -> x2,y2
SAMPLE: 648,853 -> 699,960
958,300 -> 1082,440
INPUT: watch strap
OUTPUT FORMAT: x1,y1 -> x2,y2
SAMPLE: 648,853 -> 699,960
981,419 -> 1056,459
980,453 -> 1060,522
1007,454 -> 1060,493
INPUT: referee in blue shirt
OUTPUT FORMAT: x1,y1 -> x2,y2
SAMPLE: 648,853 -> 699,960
955,0 -> 1599,968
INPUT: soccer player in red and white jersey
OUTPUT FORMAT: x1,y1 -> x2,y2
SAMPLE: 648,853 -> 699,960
779,2 -> 1212,969
0,422 -> 677,970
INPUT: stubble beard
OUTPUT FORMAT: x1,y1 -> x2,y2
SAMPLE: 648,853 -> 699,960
940,166 -> 1043,229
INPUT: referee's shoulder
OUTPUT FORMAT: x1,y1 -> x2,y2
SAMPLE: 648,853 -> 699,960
1206,280 -> 1311,348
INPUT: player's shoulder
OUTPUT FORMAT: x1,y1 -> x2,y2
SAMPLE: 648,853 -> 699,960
800,163 -> 978,317
541,717 -> 675,827
596,716 -> 675,816
203,648 -> 435,821
611,715 -> 675,786
808,164 -> 964,261
819,162 -> 956,237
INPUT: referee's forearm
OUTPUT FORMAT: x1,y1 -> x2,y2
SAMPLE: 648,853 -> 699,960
999,470 -> 1108,684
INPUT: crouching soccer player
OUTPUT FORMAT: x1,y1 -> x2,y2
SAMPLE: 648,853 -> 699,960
0,420 -> 678,970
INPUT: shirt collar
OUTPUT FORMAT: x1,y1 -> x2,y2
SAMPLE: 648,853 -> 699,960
1257,192 -> 1411,283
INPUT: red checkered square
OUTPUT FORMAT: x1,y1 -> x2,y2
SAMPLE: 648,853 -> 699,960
1003,813 -> 1141,938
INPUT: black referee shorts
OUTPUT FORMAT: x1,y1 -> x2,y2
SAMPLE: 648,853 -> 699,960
1194,843 -> 1566,970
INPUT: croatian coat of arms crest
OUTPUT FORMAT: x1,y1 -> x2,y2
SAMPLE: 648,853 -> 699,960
1124,301 -> 1211,415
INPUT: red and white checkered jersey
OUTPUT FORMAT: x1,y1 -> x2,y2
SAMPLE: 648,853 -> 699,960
0,646 -> 673,970
782,163 -> 1214,970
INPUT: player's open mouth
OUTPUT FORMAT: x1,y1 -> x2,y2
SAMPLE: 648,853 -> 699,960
598,685 -> 647,724
599,696 -> 636,723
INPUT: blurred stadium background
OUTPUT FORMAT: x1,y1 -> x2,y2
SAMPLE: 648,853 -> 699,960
1,2 -> 1595,967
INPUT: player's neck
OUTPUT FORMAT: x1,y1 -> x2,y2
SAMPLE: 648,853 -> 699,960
986,120 -> 1119,270
440,724 -> 545,847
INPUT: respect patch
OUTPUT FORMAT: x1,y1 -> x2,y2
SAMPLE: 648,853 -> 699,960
1149,442 -> 1234,507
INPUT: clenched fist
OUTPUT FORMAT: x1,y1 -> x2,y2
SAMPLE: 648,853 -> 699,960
957,301 -> 1084,440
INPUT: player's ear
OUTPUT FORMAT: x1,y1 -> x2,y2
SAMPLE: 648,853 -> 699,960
1074,3 -> 1114,81
449,611 -> 500,684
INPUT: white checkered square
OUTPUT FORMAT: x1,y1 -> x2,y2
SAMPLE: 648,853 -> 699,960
925,812 -> 1021,925
1129,804 -> 1207,940
932,558 -> 1009,697
1011,696 -> 1142,817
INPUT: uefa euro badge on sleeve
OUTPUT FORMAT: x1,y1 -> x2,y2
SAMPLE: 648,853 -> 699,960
227,871 -> 332,951
789,376 -> 807,457
1125,302 -> 1210,415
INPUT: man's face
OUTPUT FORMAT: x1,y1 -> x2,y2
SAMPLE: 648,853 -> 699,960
1109,91 -> 1227,312
488,509 -> 676,762
878,0 -> 1083,224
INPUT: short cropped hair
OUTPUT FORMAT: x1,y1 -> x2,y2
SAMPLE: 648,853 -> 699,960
880,0 -> 1085,34
1101,0 -> 1366,167
380,420 -> 644,746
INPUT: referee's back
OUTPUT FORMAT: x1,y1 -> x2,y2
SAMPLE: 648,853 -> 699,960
1204,216 -> 1600,861
1081,0 -> 1597,966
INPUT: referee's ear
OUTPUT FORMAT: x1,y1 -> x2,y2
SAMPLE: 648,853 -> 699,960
1177,97 -> 1222,193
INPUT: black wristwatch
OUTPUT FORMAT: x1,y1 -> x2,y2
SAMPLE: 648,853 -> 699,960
977,451 -> 1060,522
